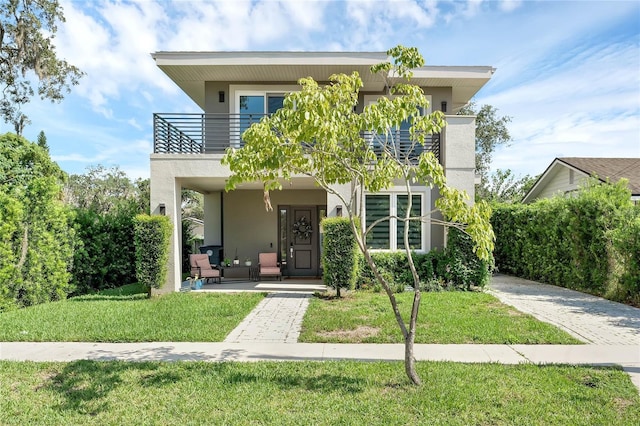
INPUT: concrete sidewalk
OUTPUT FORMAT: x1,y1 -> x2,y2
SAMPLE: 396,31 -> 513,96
1,345 -> 638,392
2,341 -> 638,389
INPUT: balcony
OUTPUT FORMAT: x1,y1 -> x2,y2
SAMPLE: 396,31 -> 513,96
153,113 -> 440,161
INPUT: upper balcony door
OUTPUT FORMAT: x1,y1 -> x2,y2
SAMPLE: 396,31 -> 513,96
235,91 -> 285,146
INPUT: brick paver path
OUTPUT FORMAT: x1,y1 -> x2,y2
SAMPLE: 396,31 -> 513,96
224,293 -> 311,343
489,275 -> 640,345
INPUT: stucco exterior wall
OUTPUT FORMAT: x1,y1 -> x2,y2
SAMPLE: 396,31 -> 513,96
222,189 -> 326,264
441,115 -> 476,203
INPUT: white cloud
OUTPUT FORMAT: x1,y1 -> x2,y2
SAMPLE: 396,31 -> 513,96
499,0 -> 521,13
20,0 -> 638,181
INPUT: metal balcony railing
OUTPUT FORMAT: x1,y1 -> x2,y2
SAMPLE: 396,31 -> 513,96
153,113 -> 440,161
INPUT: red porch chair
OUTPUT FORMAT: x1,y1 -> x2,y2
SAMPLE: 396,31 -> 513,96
189,254 -> 221,284
258,252 -> 282,281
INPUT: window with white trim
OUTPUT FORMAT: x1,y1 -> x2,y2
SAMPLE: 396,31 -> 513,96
365,193 -> 424,250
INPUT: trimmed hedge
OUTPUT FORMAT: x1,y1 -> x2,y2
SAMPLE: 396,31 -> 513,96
321,217 -> 359,296
134,215 -> 172,295
492,180 -> 639,305
356,228 -> 491,292
319,217 -> 491,295
70,205 -> 138,295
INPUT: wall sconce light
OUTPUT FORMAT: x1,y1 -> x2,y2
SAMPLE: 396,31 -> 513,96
336,205 -> 342,217
441,101 -> 447,113
219,91 -> 225,103
159,203 -> 166,215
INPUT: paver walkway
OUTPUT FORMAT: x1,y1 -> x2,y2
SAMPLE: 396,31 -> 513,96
224,293 -> 311,343
489,274 -> 640,345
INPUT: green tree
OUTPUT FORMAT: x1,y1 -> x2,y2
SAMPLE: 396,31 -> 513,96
36,130 -> 48,151
0,132 -> 74,310
479,168 -> 537,203
64,165 -> 143,214
223,45 -> 494,385
0,0 -> 84,131
458,102 -> 512,197
182,189 -> 204,220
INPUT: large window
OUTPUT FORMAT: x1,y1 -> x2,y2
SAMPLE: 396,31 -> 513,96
365,193 -> 424,250
238,92 -> 286,138
365,195 -> 390,249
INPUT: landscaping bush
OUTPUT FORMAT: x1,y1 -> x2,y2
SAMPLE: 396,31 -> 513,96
492,179 -> 639,304
70,204 -> 138,295
133,214 -> 172,296
354,228 -> 491,292
0,133 -> 75,311
321,217 -> 359,296
608,206 -> 640,304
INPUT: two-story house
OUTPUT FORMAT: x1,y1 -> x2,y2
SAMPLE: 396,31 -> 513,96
150,51 -> 494,292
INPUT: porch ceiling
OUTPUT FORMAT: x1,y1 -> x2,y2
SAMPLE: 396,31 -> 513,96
181,176 -> 320,194
152,51 -> 494,111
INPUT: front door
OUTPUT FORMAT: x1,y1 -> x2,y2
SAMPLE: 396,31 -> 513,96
279,206 -> 321,277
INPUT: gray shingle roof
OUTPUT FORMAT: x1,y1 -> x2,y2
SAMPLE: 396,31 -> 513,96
558,157 -> 640,195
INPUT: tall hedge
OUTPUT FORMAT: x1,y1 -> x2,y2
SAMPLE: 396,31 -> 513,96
0,133 -> 75,311
70,204 -> 138,295
321,217 -> 359,297
133,214 -> 172,296
492,179 -> 639,304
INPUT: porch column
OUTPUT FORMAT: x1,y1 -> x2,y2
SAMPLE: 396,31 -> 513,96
326,183 -> 353,217
150,166 -> 182,293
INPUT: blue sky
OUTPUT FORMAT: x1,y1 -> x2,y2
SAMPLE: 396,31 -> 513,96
9,0 -> 640,180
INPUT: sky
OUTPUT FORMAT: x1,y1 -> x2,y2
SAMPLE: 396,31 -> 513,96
9,0 -> 640,181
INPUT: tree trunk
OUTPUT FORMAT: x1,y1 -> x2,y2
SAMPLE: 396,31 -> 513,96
406,290 -> 422,385
405,330 -> 421,385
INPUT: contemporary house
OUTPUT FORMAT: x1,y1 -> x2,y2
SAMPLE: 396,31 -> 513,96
150,51 -> 494,292
523,157 -> 640,204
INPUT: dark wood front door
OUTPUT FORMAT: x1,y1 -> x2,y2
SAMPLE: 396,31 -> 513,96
279,205 -> 322,277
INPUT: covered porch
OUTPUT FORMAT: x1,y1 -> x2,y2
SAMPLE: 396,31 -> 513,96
150,153 -> 347,292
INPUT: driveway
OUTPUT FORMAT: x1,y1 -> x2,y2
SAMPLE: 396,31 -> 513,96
488,274 -> 639,345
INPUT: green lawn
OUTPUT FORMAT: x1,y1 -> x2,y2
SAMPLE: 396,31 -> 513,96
300,291 -> 581,344
1,360 -> 638,425
0,287 -> 265,342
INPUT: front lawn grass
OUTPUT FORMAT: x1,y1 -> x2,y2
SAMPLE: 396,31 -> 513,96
0,289 -> 265,342
300,291 -> 581,344
1,360 -> 638,425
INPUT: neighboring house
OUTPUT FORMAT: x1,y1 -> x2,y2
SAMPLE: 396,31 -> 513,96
522,157 -> 640,204
150,51 -> 494,292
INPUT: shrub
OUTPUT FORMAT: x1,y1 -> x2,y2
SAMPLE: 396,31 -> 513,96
0,133 -> 75,311
133,215 -> 172,296
608,207 -> 640,304
492,179 -> 638,304
70,204 -> 138,295
354,229 -> 490,293
321,217 -> 359,297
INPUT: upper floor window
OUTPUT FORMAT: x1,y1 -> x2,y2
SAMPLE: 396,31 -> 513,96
237,92 -> 286,136
365,193 -> 424,251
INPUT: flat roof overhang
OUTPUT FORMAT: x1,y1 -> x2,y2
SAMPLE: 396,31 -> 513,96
152,51 -> 494,111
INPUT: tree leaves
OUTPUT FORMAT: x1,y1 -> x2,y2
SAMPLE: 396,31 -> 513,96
0,0 -> 84,132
